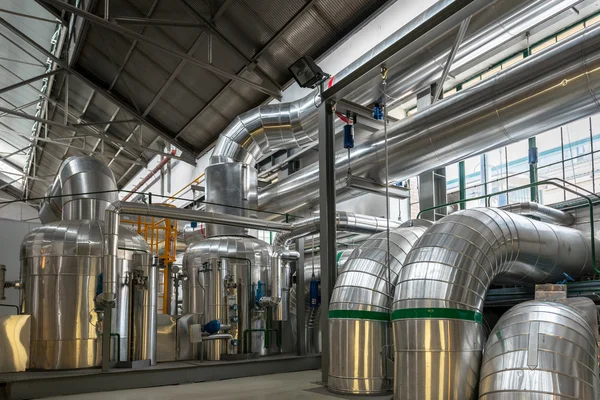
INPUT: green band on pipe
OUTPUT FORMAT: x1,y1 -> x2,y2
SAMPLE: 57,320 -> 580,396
391,308 -> 482,324
336,251 -> 343,265
328,310 -> 390,321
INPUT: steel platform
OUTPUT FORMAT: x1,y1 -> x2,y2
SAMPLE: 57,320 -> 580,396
0,354 -> 321,400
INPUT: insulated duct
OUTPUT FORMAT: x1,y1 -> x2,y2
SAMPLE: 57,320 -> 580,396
38,156 -> 118,223
499,201 -> 575,226
391,208 -> 600,400
259,20 -> 600,215
328,222 -> 431,395
479,300 -> 600,399
210,0 -> 580,177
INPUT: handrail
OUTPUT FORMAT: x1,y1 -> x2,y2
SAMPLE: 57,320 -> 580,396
417,178 -> 600,274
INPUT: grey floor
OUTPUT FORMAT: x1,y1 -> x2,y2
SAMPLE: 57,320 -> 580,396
44,370 -> 391,400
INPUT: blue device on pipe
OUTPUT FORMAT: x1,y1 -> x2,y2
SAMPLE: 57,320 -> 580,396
309,277 -> 320,308
204,319 -> 221,335
343,124 -> 354,149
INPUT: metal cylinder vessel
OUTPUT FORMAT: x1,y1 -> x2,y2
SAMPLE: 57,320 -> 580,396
479,300 -> 600,399
182,235 -> 273,360
20,156 -> 151,369
328,224 -> 430,395
391,208 -> 600,400
129,253 -> 158,365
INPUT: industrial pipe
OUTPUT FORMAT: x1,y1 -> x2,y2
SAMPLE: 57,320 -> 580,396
202,333 -> 234,341
99,201 -> 292,306
121,149 -> 176,201
259,21 -> 600,215
499,201 -> 575,226
328,223 -> 431,395
391,208 -> 600,400
0,265 -> 5,300
479,300 -> 600,399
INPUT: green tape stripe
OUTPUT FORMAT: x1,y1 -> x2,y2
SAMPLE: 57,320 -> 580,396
328,310 -> 390,321
336,251 -> 343,265
391,308 -> 482,324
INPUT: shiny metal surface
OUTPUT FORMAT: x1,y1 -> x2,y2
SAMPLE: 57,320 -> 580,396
182,235 -> 273,359
499,201 -> 575,226
39,156 -> 118,223
183,223 -> 205,245
205,162 -> 258,237
479,301 -> 600,399
20,222 -> 149,369
259,21 -> 600,215
392,208 -> 600,400
156,313 -> 177,362
130,253 -> 157,365
0,264 -> 5,300
0,314 -> 30,373
328,224 -> 430,395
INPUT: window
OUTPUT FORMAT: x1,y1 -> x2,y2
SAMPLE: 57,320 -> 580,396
557,23 -> 584,41
531,38 -> 557,54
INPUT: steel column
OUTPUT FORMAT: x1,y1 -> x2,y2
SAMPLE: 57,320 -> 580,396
318,100 -> 336,384
295,237 -> 305,356
459,160 -> 466,209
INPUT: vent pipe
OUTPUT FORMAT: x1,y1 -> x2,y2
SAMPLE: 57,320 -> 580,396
391,208 -> 600,400
499,201 -> 575,226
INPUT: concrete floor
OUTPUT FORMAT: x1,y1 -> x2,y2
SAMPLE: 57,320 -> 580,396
44,370 -> 391,400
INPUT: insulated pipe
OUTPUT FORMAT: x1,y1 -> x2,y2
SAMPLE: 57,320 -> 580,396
391,208 -> 600,400
258,22 -> 600,215
98,201 -> 292,306
499,201 -> 575,226
328,223 -> 431,395
39,156 -> 118,223
210,0 -> 583,170
479,300 -> 600,399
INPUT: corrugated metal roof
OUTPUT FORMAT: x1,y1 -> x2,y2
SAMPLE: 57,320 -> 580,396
20,0 -> 389,199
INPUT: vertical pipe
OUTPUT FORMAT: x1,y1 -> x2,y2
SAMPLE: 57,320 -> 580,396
318,100 -> 336,384
529,137 -> 538,201
590,117 -> 596,194
459,161 -> 466,209
0,264 -> 5,300
296,238 -> 305,356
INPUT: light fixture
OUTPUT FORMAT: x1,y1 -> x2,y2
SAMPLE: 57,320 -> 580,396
289,56 -> 330,89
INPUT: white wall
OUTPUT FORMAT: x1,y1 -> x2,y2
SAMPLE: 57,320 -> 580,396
0,219 -> 41,317
0,192 -> 39,223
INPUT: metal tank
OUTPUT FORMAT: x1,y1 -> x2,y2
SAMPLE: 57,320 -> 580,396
480,300 -> 600,399
20,156 -> 151,369
182,161 -> 276,360
392,208 -> 600,400
328,223 -> 431,395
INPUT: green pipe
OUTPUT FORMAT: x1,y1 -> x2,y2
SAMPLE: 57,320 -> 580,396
528,137 -> 538,202
458,161 -> 466,210
417,178 -> 600,274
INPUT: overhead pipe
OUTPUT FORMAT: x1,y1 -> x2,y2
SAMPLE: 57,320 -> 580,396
258,20 -> 600,216
328,223 -> 431,395
98,201 -> 292,307
479,300 -> 600,399
391,208 -> 600,400
262,212 -> 406,320
211,0 -> 580,172
499,201 -> 576,226
121,149 -> 177,201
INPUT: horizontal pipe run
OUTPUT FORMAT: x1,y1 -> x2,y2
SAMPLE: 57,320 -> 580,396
498,201 -> 575,226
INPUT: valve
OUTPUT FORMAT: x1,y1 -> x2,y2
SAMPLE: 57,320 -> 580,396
230,304 -> 238,311
231,339 -> 239,347
230,316 -> 239,323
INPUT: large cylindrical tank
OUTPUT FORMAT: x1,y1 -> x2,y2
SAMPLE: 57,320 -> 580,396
20,223 -> 149,369
182,235 -> 273,360
21,156 -> 151,370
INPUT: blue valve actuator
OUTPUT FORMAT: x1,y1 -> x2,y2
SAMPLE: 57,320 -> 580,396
204,319 -> 221,335
309,278 -> 320,308
256,280 -> 265,305
343,124 -> 354,149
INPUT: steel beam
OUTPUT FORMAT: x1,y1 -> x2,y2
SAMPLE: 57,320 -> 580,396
113,17 -> 205,28
0,8 -> 66,25
0,69 -> 64,95
318,100 -> 336,384
296,237 -> 306,356
39,0 -> 281,99
321,0 -> 485,102
432,16 -> 471,104
0,107 -> 186,162
72,118 -> 138,127
0,16 -> 198,163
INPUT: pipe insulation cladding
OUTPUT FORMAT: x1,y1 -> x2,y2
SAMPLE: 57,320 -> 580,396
258,21 -> 600,216
391,208 -> 600,400
328,223 -> 432,395
479,300 -> 600,399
